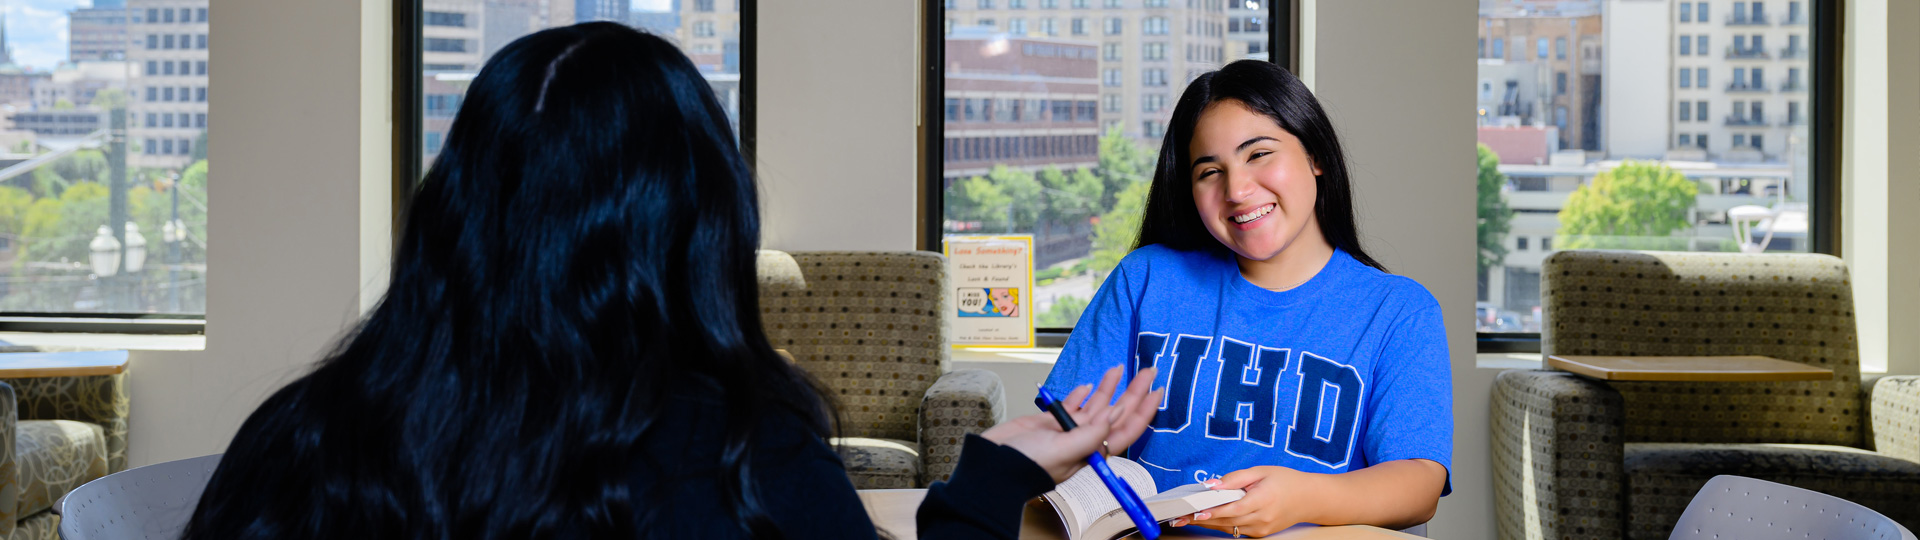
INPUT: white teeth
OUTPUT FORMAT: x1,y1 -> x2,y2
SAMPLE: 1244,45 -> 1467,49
1232,204 -> 1274,224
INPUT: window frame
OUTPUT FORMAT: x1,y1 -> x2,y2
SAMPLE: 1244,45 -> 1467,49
921,0 -> 1292,342
1478,0 -> 1841,353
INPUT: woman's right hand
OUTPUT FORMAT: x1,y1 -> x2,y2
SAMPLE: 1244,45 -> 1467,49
980,366 -> 1161,483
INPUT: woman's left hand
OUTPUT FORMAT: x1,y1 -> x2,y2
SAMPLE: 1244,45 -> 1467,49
1169,466 -> 1317,538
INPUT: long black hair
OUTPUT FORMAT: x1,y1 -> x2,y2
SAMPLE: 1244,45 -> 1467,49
184,22 -> 831,539
1133,60 -> 1385,272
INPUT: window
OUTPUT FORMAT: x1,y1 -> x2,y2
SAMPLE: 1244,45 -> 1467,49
1474,1 -> 1827,337
424,11 -> 466,27
979,0 -> 993,7
145,113 -> 157,128
197,8 -> 207,22
1010,18 -> 1026,34
1144,68 -> 1167,86
1010,0 -> 1025,8
1144,17 -> 1168,35
146,61 -> 158,76
164,62 -> 175,76
935,0 -> 1276,330
697,0 -> 715,10
694,21 -> 716,37
197,34 -> 208,49
1041,0 -> 1058,7
425,38 -> 467,53
1040,18 -> 1057,36
163,34 -> 175,49
1555,37 -> 1566,59
1142,93 -> 1166,112
196,61 -> 207,75
1491,38 -> 1504,58
163,8 -> 174,23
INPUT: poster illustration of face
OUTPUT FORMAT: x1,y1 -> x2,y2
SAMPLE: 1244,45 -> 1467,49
957,287 -> 1021,318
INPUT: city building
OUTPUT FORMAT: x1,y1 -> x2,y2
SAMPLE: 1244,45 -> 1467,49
127,0 -> 209,168
8,109 -> 106,137
0,69 -> 51,110
629,7 -> 680,39
575,0 -> 629,23
943,31 -> 1101,181
424,0 -> 488,71
1225,0 -> 1268,61
678,0 -> 740,74
1663,0 -> 1813,164
943,0 -> 1232,146
32,61 -> 132,110
1478,1 -> 1603,152
482,0 -> 576,59
70,2 -> 132,62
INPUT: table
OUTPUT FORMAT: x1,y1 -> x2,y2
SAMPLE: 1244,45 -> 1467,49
0,350 -> 128,378
1546,354 -> 1831,382
859,489 -> 1426,540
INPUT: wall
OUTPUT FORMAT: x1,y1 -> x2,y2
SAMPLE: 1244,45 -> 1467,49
124,0 -> 392,466
756,0 -> 921,252
1298,1 -> 1480,537
1843,0 -> 1920,376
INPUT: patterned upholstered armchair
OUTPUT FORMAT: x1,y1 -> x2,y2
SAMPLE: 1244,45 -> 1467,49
0,364 -> 129,539
1493,250 -> 1920,540
757,250 -> 1006,488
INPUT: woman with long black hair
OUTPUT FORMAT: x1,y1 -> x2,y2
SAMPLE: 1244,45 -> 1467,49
184,22 -> 1160,540
1040,60 -> 1452,538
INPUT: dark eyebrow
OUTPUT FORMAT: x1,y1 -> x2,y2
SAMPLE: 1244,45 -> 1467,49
1191,136 -> 1281,168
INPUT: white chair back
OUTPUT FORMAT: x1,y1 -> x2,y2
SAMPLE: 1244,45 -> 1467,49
1670,475 -> 1917,540
56,454 -> 222,540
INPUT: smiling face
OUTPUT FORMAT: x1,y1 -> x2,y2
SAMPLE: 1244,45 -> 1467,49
1187,99 -> 1324,264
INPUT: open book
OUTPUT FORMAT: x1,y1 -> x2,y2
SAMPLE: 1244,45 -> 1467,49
1038,456 -> 1245,540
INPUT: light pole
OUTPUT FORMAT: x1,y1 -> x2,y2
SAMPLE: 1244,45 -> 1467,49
164,172 -> 181,312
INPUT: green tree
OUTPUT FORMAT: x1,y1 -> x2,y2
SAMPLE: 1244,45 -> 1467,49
1556,161 -> 1699,250
946,175 -> 1011,232
1094,125 -> 1156,208
0,185 -> 34,237
1088,180 -> 1152,281
21,181 -> 108,264
52,99 -> 74,111
1038,165 -> 1104,226
52,150 -> 109,184
91,88 -> 128,111
28,168 -> 68,199
1037,295 -> 1089,327
190,130 -> 208,162
1476,143 -> 1512,277
989,165 -> 1045,232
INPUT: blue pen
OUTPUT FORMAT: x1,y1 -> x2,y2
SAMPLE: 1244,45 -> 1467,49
1036,384 -> 1161,540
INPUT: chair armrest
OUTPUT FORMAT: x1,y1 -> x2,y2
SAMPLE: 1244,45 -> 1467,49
0,381 -> 19,536
1492,370 -> 1626,540
917,369 -> 1005,486
3,372 -> 130,473
1866,375 -> 1920,463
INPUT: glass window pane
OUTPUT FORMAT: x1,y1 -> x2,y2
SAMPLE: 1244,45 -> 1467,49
0,1 -> 212,313
1475,1 -> 1818,333
419,0 -> 745,173
941,0 -> 1267,328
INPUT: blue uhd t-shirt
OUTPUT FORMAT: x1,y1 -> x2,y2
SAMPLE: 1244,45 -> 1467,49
1043,245 -> 1453,495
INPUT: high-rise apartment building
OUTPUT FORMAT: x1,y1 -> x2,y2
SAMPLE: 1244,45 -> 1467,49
1661,0 -> 1811,164
424,0 -> 488,71
576,0 -> 629,23
127,0 -> 209,169
678,0 -> 740,74
1478,1 -> 1603,152
944,0 -> 1231,145
1225,0 -> 1267,61
943,32 -> 1101,182
70,3 -> 132,62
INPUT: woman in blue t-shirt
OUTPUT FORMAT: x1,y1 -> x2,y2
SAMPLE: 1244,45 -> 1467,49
1042,60 -> 1451,538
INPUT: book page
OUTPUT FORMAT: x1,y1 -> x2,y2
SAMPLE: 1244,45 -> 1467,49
1082,484 -> 1246,540
1041,456 -> 1159,537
